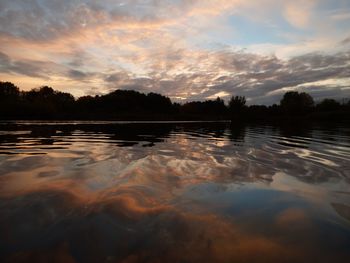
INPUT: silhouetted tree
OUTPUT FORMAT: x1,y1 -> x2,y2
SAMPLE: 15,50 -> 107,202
0,81 -> 349,121
212,97 -> 227,116
181,101 -> 205,116
146,92 -> 173,113
247,105 -> 268,120
22,86 -> 75,119
76,95 -> 98,117
0,82 -> 21,119
280,91 -> 314,115
317,99 -> 341,111
180,97 -> 227,119
228,96 -> 246,116
0,82 -> 20,98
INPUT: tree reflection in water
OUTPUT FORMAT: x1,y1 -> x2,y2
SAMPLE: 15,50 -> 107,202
0,121 -> 350,263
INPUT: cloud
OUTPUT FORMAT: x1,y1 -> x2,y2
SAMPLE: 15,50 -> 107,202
0,0 -> 349,103
68,69 -> 89,80
206,50 -> 350,104
330,10 -> 350,21
283,0 -> 316,28
340,36 -> 350,46
0,0 -> 241,42
104,72 -> 130,83
0,51 -> 62,79
0,50 -> 102,82
2,47 -> 350,104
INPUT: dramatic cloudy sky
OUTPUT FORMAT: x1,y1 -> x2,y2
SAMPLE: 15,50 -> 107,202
0,0 -> 350,104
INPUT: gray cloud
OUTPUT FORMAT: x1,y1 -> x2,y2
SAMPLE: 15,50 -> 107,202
0,51 -> 52,79
68,69 -> 88,80
0,0 -> 196,41
204,50 -> 350,104
0,0 -> 107,40
1,47 -> 349,104
0,51 -> 95,81
105,50 -> 350,104
340,36 -> 350,45
0,51 -> 11,71
104,72 -> 130,83
0,0 -> 349,104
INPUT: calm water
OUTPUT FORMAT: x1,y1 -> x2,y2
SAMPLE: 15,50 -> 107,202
0,121 -> 350,263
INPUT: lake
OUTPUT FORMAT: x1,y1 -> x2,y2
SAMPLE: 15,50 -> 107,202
0,121 -> 350,263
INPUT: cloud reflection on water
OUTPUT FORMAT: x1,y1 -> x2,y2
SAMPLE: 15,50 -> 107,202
0,122 -> 350,262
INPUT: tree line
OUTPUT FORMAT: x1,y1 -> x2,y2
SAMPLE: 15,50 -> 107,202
0,81 -> 349,121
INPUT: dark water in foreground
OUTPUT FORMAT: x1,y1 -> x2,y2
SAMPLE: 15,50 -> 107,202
0,121 -> 350,263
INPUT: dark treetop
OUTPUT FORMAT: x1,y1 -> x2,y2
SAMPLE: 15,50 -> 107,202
0,81 -> 349,121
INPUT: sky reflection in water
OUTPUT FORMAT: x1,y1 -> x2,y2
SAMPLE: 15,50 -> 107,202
0,121 -> 350,263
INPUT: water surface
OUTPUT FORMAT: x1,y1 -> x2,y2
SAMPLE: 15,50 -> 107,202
0,121 -> 350,263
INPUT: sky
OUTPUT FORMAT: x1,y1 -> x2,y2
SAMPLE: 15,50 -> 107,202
0,0 -> 350,104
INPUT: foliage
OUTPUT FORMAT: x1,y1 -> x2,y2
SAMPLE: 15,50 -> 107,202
316,99 -> 341,111
280,91 -> 314,115
0,81 -> 349,121
0,82 -> 19,98
228,96 -> 246,114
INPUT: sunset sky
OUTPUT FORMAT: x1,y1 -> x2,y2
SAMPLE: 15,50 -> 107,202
0,0 -> 349,104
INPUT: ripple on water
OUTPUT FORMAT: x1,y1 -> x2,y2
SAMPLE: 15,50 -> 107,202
0,122 -> 350,262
